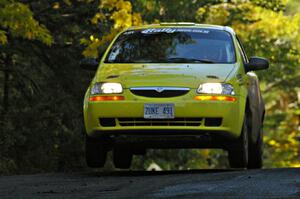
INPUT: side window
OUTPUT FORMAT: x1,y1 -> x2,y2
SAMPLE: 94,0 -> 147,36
236,36 -> 248,63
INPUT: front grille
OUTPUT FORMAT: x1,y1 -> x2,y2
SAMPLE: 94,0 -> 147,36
130,87 -> 190,98
98,117 -> 223,127
118,118 -> 202,127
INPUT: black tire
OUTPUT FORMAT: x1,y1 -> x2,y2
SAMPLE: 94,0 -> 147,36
228,117 -> 249,168
113,147 -> 133,169
247,126 -> 263,169
85,135 -> 107,168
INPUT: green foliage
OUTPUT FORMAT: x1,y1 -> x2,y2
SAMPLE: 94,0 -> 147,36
286,0 -> 300,14
250,0 -> 287,11
0,0 -> 94,174
0,0 -> 53,45
196,1 -> 300,85
82,0 -> 142,58
137,149 -> 228,170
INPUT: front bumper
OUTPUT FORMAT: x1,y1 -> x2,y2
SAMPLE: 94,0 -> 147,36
83,95 -> 246,139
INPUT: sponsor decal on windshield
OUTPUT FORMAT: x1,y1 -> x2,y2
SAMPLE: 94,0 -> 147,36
123,30 -> 135,35
140,28 -> 210,34
123,28 -> 211,35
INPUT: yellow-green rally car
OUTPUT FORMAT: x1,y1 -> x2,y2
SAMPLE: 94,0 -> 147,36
81,23 -> 269,169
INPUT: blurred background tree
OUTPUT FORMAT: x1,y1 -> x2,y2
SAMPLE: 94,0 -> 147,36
0,0 -> 299,174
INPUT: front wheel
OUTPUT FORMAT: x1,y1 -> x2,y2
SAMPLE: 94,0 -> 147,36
247,126 -> 263,169
85,135 -> 107,168
113,147 -> 133,169
228,117 -> 249,168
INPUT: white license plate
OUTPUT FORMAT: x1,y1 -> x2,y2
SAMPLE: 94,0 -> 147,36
144,104 -> 175,119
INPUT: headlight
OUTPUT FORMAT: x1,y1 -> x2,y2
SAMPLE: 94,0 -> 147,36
197,83 -> 235,95
91,83 -> 123,94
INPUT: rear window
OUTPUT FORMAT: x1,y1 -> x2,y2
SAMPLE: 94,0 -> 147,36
105,28 -> 236,64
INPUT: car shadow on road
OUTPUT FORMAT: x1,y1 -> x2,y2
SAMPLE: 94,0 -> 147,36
86,169 -> 244,177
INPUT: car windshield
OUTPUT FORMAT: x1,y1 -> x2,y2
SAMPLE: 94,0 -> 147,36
105,28 -> 236,64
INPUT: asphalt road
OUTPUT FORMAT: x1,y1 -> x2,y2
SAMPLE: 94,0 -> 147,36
0,168 -> 300,199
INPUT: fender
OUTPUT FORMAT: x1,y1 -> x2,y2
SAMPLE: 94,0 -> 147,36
246,72 -> 265,143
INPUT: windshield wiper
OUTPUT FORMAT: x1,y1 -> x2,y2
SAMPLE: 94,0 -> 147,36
166,57 -> 215,63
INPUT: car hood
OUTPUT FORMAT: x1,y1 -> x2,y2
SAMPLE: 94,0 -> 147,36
95,63 -> 236,88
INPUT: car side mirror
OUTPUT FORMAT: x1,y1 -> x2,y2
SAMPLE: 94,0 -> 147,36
245,57 -> 269,72
80,58 -> 99,71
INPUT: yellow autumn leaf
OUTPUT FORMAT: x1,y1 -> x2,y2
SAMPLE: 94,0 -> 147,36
63,0 -> 72,6
111,10 -> 132,29
82,0 -> 142,58
132,13 -> 142,26
90,35 -> 95,41
53,2 -> 60,9
0,30 -> 8,44
80,38 -> 90,45
100,0 -> 118,9
116,0 -> 132,12
268,140 -> 277,146
91,12 -> 106,24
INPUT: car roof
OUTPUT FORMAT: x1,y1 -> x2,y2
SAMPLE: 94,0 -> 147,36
127,22 -> 236,35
